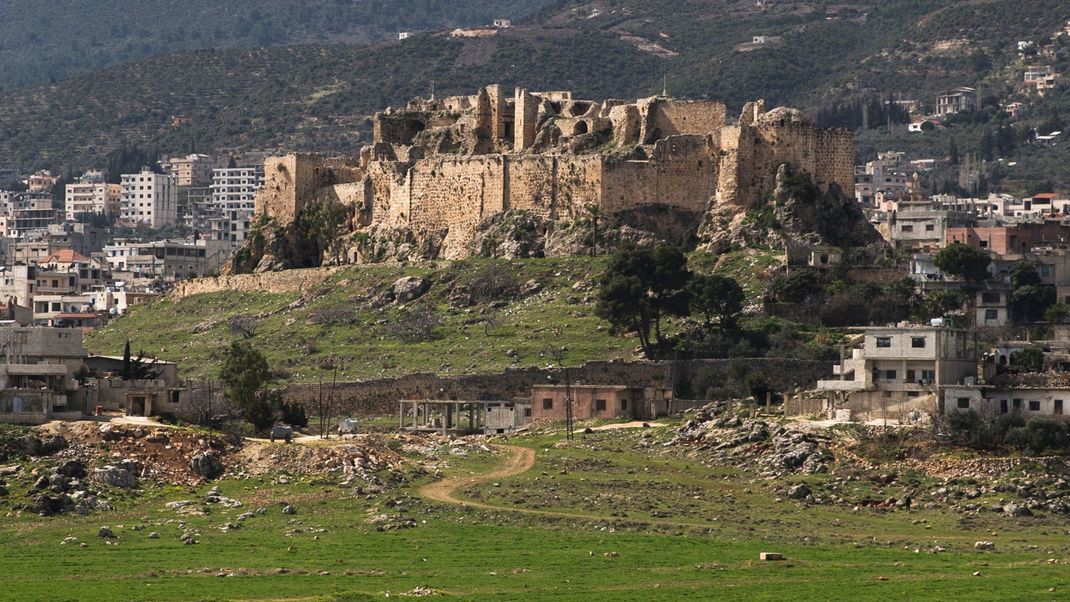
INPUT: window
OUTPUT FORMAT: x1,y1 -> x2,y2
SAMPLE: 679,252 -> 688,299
957,398 -> 971,409
982,292 -> 1001,304
1027,400 -> 1041,411
907,391 -> 920,398
876,337 -> 891,348
901,224 -> 914,233
524,408 -> 532,417
620,399 -> 628,410
985,309 -> 999,320
911,337 -> 926,348
595,399 -> 607,412
906,369 -> 916,382
542,398 -> 553,410
1056,400 -> 1064,415
1013,399 -> 1022,412
925,224 -> 935,232
921,370 -> 935,382
1000,400 -> 1008,414
885,370 -> 897,381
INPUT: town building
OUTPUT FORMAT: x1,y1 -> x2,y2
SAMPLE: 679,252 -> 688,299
162,154 -> 216,187
65,172 -> 121,221
120,168 -> 178,228
529,384 -> 676,422
103,238 -> 230,279
936,87 -> 978,116
0,193 -> 63,237
943,384 -> 1069,422
209,165 -> 264,245
0,325 -> 89,424
26,170 -> 59,193
817,326 -> 979,414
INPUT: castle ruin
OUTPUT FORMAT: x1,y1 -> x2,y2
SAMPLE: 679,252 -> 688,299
249,85 -> 855,267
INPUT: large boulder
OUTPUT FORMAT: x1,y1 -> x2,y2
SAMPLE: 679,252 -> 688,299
392,276 -> 431,304
19,434 -> 67,456
189,452 -> 224,479
55,460 -> 87,479
93,465 -> 137,489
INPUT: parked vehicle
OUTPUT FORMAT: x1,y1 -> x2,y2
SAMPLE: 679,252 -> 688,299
270,424 -> 293,443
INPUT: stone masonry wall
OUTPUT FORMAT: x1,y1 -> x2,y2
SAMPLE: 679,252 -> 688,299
281,358 -> 832,417
171,266 -> 342,300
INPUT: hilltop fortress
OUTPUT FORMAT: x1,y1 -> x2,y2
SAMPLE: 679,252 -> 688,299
242,85 -> 856,269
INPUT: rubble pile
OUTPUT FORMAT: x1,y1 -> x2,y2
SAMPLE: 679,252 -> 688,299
37,422 -> 236,486
666,403 -> 832,475
234,434 -> 406,482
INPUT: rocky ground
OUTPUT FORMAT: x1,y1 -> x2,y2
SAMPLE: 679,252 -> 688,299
665,402 -> 1070,517
0,421 -> 493,519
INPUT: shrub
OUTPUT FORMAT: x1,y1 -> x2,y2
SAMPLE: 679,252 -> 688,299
1005,418 -> 1070,453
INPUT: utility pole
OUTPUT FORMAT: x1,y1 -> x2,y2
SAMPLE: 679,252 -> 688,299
565,365 -> 573,442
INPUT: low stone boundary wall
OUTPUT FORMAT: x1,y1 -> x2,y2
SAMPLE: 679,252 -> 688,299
282,358 -> 833,417
170,267 -> 342,300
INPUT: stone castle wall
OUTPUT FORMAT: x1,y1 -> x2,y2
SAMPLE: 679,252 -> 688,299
248,88 -> 857,263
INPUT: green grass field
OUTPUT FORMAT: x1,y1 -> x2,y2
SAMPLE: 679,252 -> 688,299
1,425 -> 1066,601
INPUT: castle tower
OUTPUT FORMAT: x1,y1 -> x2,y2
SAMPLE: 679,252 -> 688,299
514,88 -> 539,152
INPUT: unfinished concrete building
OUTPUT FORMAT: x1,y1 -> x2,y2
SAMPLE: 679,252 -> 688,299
251,85 -> 855,264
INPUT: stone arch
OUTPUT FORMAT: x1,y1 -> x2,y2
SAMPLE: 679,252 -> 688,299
572,121 -> 589,136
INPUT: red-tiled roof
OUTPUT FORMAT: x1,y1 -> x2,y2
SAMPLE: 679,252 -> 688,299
37,249 -> 91,264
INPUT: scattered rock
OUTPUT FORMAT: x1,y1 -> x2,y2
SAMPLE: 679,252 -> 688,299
392,276 -> 431,304
787,484 -> 812,500
93,465 -> 138,489
974,541 -> 996,551
189,452 -> 224,479
98,526 -> 115,539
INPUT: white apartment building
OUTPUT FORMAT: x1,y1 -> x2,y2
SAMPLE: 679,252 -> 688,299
817,326 -> 978,412
210,165 -> 264,245
103,238 -> 230,279
120,168 -> 177,228
65,171 -> 121,221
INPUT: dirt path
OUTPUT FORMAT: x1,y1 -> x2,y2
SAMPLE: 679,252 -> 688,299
419,445 -> 536,508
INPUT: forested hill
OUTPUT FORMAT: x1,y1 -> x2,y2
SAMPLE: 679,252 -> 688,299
0,0 -> 554,89
2,0 -> 1069,174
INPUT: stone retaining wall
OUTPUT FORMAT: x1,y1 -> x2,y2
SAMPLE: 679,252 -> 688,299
282,358 -> 832,417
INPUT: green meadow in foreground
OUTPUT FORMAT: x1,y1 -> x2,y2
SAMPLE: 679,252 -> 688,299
0,426 -> 1067,601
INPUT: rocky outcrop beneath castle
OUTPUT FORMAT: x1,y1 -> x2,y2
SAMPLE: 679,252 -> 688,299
700,164 -> 883,253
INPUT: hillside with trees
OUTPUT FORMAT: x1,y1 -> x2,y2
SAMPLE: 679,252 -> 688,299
0,0 -> 553,89
3,0 -> 1070,186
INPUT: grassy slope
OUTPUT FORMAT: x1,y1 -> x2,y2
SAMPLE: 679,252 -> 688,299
86,257 -> 638,383
0,427 -> 1066,600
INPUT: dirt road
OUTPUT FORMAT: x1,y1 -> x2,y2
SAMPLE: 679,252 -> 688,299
419,445 -> 536,508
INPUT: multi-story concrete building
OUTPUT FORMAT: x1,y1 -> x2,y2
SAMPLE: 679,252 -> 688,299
26,170 -> 58,193
817,326 -> 978,413
936,87 -> 978,116
103,238 -> 230,279
210,165 -> 264,245
120,168 -> 178,228
0,193 -> 63,238
163,154 -> 216,187
0,325 -> 88,423
65,171 -> 121,221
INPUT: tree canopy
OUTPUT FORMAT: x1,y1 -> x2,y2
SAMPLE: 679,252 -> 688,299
933,243 -> 991,285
